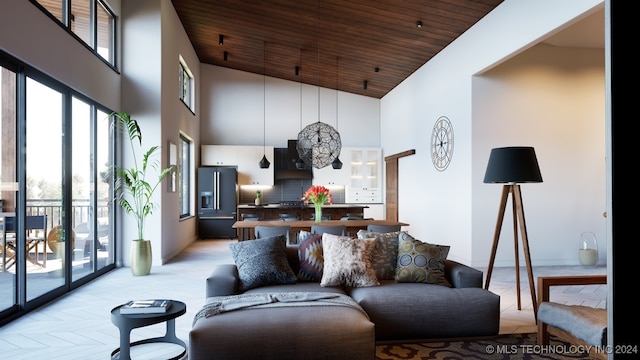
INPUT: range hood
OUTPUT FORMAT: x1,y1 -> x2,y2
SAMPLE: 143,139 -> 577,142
273,140 -> 313,180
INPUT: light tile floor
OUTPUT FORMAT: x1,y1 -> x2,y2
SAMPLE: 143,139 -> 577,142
0,239 -> 607,359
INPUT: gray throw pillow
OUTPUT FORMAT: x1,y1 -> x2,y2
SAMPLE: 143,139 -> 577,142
230,235 -> 297,291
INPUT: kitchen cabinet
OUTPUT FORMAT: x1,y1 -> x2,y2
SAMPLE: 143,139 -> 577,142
201,145 -> 238,166
346,148 -> 382,203
312,159 -> 349,187
237,146 -> 274,186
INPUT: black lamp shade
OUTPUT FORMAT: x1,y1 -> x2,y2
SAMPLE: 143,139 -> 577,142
259,154 -> 271,169
483,147 -> 542,183
332,157 -> 343,169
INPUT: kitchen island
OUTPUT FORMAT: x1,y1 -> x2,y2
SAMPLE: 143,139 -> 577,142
233,219 -> 409,241
236,203 -> 369,222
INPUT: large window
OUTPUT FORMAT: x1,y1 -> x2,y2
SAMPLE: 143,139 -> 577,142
0,51 -> 115,326
179,133 -> 193,219
33,0 -> 116,65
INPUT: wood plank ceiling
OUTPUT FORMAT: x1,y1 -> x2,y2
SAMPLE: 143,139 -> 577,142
172,0 -> 503,99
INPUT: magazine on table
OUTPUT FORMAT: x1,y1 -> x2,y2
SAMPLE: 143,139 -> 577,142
120,299 -> 171,314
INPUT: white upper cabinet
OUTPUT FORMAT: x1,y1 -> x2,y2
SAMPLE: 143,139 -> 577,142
202,145 -> 274,186
237,146 -> 274,186
346,148 -> 382,203
201,145 -> 238,166
312,154 -> 349,187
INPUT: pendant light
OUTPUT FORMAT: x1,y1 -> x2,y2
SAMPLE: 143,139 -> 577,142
259,41 -> 271,169
295,48 -> 306,170
332,56 -> 343,169
296,0 -> 341,169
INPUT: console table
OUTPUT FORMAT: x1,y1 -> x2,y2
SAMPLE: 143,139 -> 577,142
232,219 -> 409,241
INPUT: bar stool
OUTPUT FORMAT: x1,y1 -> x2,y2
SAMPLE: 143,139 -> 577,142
279,213 -> 299,222
241,213 -> 260,221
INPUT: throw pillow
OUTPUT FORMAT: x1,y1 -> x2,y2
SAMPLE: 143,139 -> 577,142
297,233 -> 324,282
320,233 -> 380,288
357,229 -> 401,280
229,235 -> 297,291
395,232 -> 452,287
297,229 -> 311,244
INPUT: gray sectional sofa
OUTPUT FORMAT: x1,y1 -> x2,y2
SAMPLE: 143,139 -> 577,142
189,231 -> 500,360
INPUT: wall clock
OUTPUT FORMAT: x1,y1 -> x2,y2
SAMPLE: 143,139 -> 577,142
431,116 -> 454,171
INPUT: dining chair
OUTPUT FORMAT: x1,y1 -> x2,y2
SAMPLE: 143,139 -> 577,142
254,225 -> 291,245
310,225 -> 346,236
366,224 -> 401,233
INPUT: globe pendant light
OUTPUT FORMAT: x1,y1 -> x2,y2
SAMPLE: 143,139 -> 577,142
296,0 -> 341,169
259,41 -> 270,169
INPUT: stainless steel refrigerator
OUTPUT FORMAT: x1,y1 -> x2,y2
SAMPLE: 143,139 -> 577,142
197,166 -> 238,239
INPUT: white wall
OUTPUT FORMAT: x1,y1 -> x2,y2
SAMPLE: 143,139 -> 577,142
122,0 -> 201,266
472,44 -> 605,267
0,0 -> 121,111
160,0 -> 201,263
200,65 -> 380,149
380,0 -> 604,267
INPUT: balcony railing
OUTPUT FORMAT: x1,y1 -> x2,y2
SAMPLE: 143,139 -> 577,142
25,199 -> 110,231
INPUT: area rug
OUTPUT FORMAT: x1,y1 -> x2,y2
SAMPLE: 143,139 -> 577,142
376,333 -> 594,360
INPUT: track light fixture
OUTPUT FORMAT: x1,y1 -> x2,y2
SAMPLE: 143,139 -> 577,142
219,34 -> 224,45
363,80 -> 368,90
223,51 -> 228,61
416,21 -> 422,28
295,65 -> 300,76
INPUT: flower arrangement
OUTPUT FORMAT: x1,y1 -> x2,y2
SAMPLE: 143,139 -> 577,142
302,185 -> 333,206
302,185 -> 333,222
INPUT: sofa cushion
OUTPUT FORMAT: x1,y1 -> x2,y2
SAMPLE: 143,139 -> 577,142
297,233 -> 324,282
230,235 -> 297,291
356,230 -> 401,280
395,232 -> 452,287
347,281 -> 500,340
320,234 -> 379,288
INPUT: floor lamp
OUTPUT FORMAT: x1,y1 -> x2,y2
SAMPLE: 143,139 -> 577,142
483,146 -> 543,320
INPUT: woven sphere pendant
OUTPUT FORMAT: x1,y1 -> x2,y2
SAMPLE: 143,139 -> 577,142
297,121 -> 342,169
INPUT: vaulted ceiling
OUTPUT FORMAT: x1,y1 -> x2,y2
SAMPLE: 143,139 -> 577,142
171,0 -> 504,99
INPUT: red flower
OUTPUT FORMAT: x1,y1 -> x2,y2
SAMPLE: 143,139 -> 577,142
301,185 -> 333,205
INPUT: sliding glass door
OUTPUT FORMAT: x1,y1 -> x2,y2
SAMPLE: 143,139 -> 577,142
0,53 -> 115,324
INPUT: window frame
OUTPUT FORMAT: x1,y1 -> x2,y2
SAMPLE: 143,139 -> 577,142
178,132 -> 193,219
178,55 -> 195,112
31,0 -> 117,68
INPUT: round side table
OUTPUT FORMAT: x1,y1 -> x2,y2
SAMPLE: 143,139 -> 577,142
111,300 -> 187,360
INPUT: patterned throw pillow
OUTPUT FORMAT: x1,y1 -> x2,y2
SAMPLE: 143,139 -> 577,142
297,230 -> 312,244
395,232 -> 452,287
320,233 -> 379,288
230,235 -> 297,291
357,229 -> 401,280
297,233 -> 324,282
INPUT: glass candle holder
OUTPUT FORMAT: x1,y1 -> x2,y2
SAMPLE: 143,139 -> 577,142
578,232 -> 598,266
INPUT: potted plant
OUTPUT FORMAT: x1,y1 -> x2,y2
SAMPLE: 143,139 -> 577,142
111,111 -> 172,276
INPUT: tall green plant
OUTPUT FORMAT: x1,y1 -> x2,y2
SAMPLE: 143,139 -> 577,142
111,111 -> 172,240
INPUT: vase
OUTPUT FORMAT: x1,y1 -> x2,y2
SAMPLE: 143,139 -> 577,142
314,204 -> 323,223
578,232 -> 598,266
131,239 -> 152,276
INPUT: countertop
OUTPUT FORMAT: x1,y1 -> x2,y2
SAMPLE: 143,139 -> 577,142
237,204 -> 369,209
